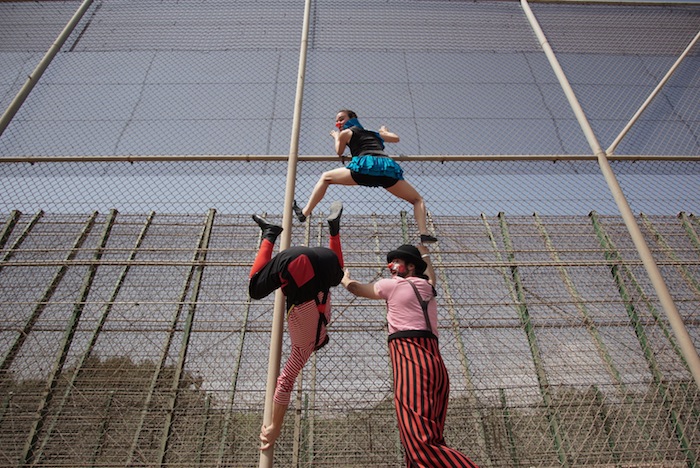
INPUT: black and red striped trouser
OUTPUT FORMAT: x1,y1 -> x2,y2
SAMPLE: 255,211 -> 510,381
388,333 -> 479,468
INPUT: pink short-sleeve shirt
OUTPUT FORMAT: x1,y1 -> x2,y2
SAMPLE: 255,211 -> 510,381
374,276 -> 438,336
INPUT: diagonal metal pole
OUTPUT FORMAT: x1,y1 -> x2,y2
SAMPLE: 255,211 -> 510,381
126,211 -> 212,465
607,30 -> 700,155
0,0 -> 96,137
33,211 -> 155,463
0,212 -> 98,380
521,0 -> 700,390
20,210 -> 117,466
157,208 -> 216,464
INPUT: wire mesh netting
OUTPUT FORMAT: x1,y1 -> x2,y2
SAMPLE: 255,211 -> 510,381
0,0 -> 699,467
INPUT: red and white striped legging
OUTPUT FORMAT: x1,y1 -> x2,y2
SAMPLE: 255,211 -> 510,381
389,336 -> 479,468
273,296 -> 330,406
249,234 -> 343,406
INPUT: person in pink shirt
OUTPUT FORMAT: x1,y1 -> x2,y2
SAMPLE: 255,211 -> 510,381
341,244 -> 478,468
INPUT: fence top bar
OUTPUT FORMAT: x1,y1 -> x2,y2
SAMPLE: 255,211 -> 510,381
0,154 -> 697,163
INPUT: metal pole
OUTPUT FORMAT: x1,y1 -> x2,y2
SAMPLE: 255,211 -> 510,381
259,0 -> 312,464
521,0 -> 700,390
607,30 -> 700,155
0,0 -> 96,137
428,213 -> 492,466
0,211 -> 21,249
33,211 -> 155,463
158,208 -> 216,464
126,212 -> 210,465
20,210 -> 115,466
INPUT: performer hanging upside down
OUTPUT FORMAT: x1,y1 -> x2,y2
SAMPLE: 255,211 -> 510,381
249,201 -> 345,450
293,109 -> 438,244
341,243 -> 478,467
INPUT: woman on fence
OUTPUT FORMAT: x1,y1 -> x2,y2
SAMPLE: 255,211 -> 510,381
293,109 -> 437,244
249,201 -> 345,450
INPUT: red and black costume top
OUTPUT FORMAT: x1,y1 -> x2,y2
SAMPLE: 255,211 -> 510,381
248,246 -> 343,310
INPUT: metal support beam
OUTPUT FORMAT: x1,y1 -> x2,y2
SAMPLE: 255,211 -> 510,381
33,211 -> 154,462
495,212 -> 570,467
0,0 -> 96,137
427,212 -> 492,466
590,212 -> 695,465
127,211 -> 214,465
20,210 -> 115,465
607,30 -> 700,155
521,0 -> 700,390
157,208 -> 216,464
0,212 -> 97,380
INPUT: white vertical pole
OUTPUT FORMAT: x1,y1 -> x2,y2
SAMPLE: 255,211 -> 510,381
258,0 -> 313,465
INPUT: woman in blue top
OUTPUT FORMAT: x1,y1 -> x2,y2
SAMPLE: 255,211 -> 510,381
294,109 -> 437,244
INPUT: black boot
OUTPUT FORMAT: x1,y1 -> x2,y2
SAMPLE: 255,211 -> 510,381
292,200 -> 307,223
252,214 -> 283,244
420,233 -> 438,244
327,201 -> 343,237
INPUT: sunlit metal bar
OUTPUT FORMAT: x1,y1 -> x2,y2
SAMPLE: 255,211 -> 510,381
0,392 -> 12,427
590,212 -> 696,465
0,212 -> 97,378
158,208 -> 216,464
90,390 -> 115,466
497,213 -> 570,466
126,211 -> 212,465
521,0 -> 700,391
0,0 -> 96,137
592,386 -> 621,466
1,258 -> 698,269
21,210 -> 117,465
34,211 -> 155,462
534,213 -> 662,458
196,395 -> 211,466
607,30 -> 700,155
259,0 -> 312,462
427,212 -> 492,466
591,213 -> 688,368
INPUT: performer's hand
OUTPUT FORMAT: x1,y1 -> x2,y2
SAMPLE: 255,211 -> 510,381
330,129 -> 340,139
260,422 -> 281,451
341,268 -> 352,288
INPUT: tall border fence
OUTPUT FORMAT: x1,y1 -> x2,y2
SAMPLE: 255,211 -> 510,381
0,0 -> 699,466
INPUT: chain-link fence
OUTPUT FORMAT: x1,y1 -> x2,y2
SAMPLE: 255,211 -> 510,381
1,0 -> 699,467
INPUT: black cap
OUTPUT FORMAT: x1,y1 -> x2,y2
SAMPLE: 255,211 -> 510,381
386,244 -> 427,274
